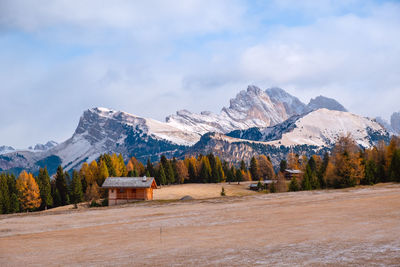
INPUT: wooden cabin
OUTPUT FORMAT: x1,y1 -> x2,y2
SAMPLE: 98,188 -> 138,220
284,169 -> 303,180
102,176 -> 157,206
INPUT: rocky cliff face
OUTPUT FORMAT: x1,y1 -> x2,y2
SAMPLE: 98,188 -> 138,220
28,141 -> 58,151
307,96 -> 347,112
166,85 -> 308,136
391,112 -> 400,134
1,85 -> 387,174
48,107 -> 193,171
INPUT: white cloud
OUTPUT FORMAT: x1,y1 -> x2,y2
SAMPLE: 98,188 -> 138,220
237,3 -> 400,118
0,0 -> 246,43
0,0 -> 399,147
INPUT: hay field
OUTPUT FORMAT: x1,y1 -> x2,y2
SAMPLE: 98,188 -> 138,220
1,183 -> 400,266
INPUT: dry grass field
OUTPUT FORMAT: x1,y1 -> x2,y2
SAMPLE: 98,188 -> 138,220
1,183 -> 400,266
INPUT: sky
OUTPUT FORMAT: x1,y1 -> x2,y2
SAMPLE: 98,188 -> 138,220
0,0 -> 400,148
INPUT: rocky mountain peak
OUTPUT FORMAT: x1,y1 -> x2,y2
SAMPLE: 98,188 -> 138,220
391,112 -> 400,134
265,87 -> 308,116
0,145 -> 15,155
28,141 -> 58,151
307,96 -> 347,112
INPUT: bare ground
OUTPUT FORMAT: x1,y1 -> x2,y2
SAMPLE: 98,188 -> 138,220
1,183 -> 400,266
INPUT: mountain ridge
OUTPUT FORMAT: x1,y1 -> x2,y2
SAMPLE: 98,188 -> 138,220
0,85 -> 392,174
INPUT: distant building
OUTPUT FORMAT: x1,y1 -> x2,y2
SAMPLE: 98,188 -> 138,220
102,177 -> 158,206
284,169 -> 303,180
249,180 -> 276,191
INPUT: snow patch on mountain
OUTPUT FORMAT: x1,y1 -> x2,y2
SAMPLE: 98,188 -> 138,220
0,146 -> 15,155
375,116 -> 396,135
28,141 -> 58,152
228,109 -> 388,148
46,107 -> 197,170
166,85 -> 307,136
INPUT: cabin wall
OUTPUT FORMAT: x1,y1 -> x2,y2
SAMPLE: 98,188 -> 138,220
107,187 -> 154,206
108,188 -> 117,206
146,188 -> 153,200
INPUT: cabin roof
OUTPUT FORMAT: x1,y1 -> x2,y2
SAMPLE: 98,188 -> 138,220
285,169 -> 303,174
102,177 -> 157,188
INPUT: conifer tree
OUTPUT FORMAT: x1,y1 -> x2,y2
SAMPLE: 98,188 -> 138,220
308,157 -> 317,173
71,170 -> 83,206
166,161 -> 175,184
160,155 -> 168,169
207,153 -> 219,183
118,154 -> 127,176
101,154 -> 116,176
235,168 -> 243,184
6,174 -> 19,213
51,180 -> 60,207
146,159 -> 154,177
364,160 -> 377,185
317,152 -> 329,188
258,155 -> 275,180
79,162 -> 89,194
158,164 -> 167,185
65,171 -> 71,205
98,160 -> 109,186
188,160 -> 197,183
215,156 -> 225,182
86,183 -> 100,202
126,160 -> 134,176
289,177 -> 300,191
200,156 -> 212,183
55,166 -> 68,206
301,165 -> 312,190
269,182 -> 276,193
389,149 -> 400,182
227,166 -> 235,184
10,193 -> 19,213
240,160 -> 246,171
175,160 -> 189,184
279,160 -> 287,173
37,167 -> 53,210
250,157 -> 260,181
16,171 -> 41,211
0,175 -> 10,214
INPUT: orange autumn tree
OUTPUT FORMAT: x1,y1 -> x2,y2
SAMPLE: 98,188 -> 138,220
16,171 -> 41,211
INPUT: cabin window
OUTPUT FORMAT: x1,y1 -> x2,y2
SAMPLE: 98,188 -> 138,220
111,189 -> 114,193
119,189 -> 125,193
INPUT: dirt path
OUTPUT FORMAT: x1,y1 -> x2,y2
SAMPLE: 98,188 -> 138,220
1,183 -> 400,266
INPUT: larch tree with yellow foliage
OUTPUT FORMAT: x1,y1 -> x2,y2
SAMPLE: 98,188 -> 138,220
16,171 -> 41,211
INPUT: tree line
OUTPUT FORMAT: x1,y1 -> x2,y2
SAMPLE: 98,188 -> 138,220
1,134 -> 400,214
0,152 -> 275,213
281,135 -> 400,192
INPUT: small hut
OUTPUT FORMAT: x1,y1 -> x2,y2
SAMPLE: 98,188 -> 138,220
102,176 -> 157,206
284,169 -> 303,180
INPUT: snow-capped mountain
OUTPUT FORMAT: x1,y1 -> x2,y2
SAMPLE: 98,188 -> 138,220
228,109 -> 389,148
166,85 -> 307,136
391,112 -> 400,134
375,117 -> 396,135
307,96 -> 347,112
46,107 -> 199,171
28,141 -> 58,152
0,146 -> 15,155
0,85 -> 390,174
